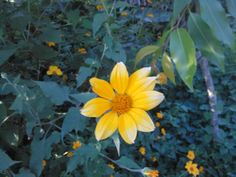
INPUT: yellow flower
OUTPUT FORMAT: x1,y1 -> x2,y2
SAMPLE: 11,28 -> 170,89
81,62 -> 165,144
199,166 -> 204,173
156,112 -> 164,119
72,140 -> 81,150
78,48 -> 87,54
143,169 -> 159,177
161,128 -> 166,136
47,65 -> 63,76
155,122 -> 160,127
185,161 -> 200,177
121,11 -> 128,16
96,4 -> 104,11
47,41 -> 56,47
107,163 -> 115,169
157,72 -> 167,85
146,13 -> 154,18
66,151 -> 73,157
84,31 -> 92,37
187,150 -> 195,160
139,146 -> 146,155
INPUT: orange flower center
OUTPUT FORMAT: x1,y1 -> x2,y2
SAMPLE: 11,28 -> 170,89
111,94 -> 132,114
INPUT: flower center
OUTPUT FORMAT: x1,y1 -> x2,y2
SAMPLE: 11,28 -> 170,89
111,94 -> 132,115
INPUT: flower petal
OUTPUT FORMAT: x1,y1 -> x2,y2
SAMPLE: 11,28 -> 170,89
90,77 -> 115,100
129,67 -> 151,82
81,98 -> 111,117
118,113 -> 137,144
95,111 -> 118,141
126,77 -> 156,96
132,91 -> 165,111
128,108 -> 155,132
110,62 -> 129,94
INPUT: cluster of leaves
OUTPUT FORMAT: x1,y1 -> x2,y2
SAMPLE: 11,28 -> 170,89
0,0 -> 236,177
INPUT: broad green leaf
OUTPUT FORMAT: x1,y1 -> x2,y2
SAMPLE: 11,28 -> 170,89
39,27 -> 62,43
69,92 -> 96,104
0,101 -> 7,123
173,0 -> 191,19
162,52 -> 176,84
44,132 -> 60,159
93,13 -> 107,36
66,9 -> 80,28
169,28 -> 196,91
226,0 -> 236,18
36,81 -> 70,105
32,45 -> 57,60
76,67 -> 94,88
135,45 -> 159,64
199,0 -> 235,47
61,107 -> 88,139
188,13 -> 225,71
0,47 -> 17,66
0,149 -> 19,170
115,156 -> 140,169
14,168 -> 35,177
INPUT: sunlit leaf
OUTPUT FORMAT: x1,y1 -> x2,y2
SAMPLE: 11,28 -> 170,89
162,52 -> 176,84
135,45 -> 159,64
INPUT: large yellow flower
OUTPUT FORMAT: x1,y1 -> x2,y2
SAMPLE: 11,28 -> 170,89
81,62 -> 165,144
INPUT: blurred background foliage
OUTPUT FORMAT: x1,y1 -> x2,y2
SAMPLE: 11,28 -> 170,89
0,0 -> 236,177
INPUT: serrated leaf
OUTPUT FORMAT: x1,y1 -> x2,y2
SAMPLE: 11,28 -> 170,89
162,52 -> 176,84
115,156 -> 140,169
188,13 -> 225,71
135,45 -> 159,64
173,0 -> 191,19
76,67 -> 94,88
93,13 -> 107,36
169,28 -> 197,91
226,0 -> 236,18
199,0 -> 235,47
0,149 -> 19,170
0,47 -> 17,66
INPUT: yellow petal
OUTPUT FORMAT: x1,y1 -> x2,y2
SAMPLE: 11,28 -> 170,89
49,66 -> 57,70
129,67 -> 151,82
90,77 -> 115,100
126,76 -> 156,96
95,111 -> 118,140
132,91 -> 164,111
110,62 -> 129,94
118,113 -> 137,144
81,98 -> 111,117
128,108 -> 155,132
47,70 -> 53,75
56,69 -> 63,76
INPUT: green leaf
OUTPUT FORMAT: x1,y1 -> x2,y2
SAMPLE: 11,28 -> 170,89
76,67 -> 94,88
199,0 -> 235,47
66,9 -> 80,28
169,28 -> 197,91
135,45 -> 159,64
226,0 -> 236,18
61,107 -> 88,139
32,45 -> 57,60
0,47 -> 17,66
0,101 -> 7,123
115,156 -> 140,169
188,13 -> 225,71
14,168 -> 35,177
36,81 -> 70,105
0,123 -> 21,147
39,27 -> 62,43
93,13 -> 107,36
69,92 -> 96,104
44,132 -> 60,159
173,0 -> 191,19
162,52 -> 176,84
0,149 -> 19,170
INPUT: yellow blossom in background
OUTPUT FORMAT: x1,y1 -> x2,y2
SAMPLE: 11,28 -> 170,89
66,151 -> 73,157
146,13 -> 154,18
107,163 -> 115,169
121,11 -> 128,16
47,65 -> 63,76
161,128 -> 166,136
157,72 -> 167,85
143,169 -> 159,177
72,140 -> 81,150
42,160 -> 47,168
139,146 -> 146,155
156,112 -> 164,119
78,48 -> 87,54
47,41 -> 56,47
187,150 -> 195,160
84,31 -> 91,37
185,161 -> 200,177
96,4 -> 104,11
155,121 -> 160,127
81,62 -> 165,144
199,166 -> 204,173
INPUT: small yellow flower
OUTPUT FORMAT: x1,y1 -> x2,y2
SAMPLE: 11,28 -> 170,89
78,48 -> 87,54
47,65 -> 63,76
72,140 -> 82,150
84,31 -> 92,37
107,163 -> 115,169
139,146 -> 146,155
187,150 -> 195,160
146,13 -> 154,18
156,112 -> 164,119
151,156 -> 157,162
157,72 -> 167,85
121,11 -> 128,16
155,122 -> 160,127
185,161 -> 200,177
42,160 -> 47,168
47,41 -> 56,47
143,169 -> 159,177
199,166 -> 204,173
66,151 -> 74,157
96,4 -> 104,11
161,128 -> 166,136
81,62 -> 165,144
